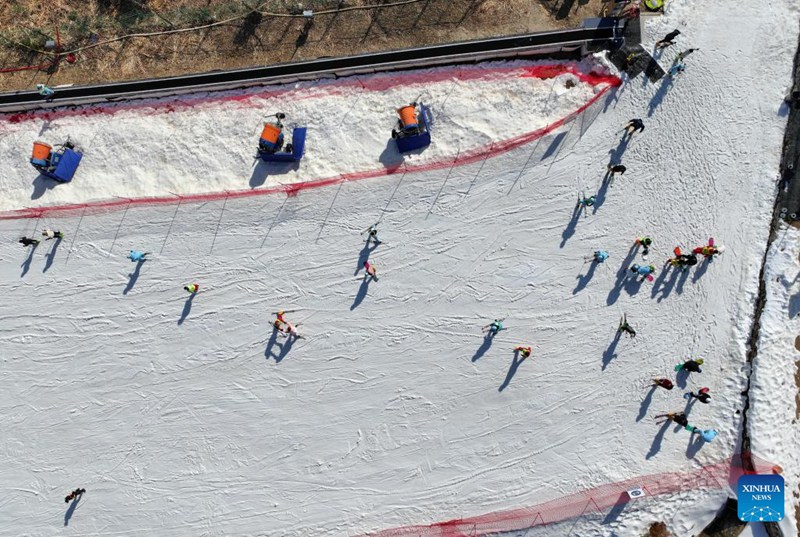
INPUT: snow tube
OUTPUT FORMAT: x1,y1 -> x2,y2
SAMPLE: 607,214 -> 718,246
32,141 -> 52,162
398,105 -> 418,130
644,0 -> 664,10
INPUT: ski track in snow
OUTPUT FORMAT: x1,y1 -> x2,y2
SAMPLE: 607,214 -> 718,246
1,0 -> 799,535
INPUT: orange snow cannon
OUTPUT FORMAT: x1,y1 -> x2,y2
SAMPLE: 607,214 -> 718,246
391,101 -> 431,153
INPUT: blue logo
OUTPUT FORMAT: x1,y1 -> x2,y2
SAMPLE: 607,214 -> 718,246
738,474 -> 784,522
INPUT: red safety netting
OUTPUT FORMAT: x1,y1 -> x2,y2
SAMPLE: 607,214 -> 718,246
358,453 -> 779,537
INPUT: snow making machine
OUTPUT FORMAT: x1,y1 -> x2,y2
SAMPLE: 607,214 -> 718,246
30,138 -> 83,183
391,101 -> 431,153
257,113 -> 306,162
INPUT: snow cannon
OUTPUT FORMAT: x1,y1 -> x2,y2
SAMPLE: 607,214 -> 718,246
391,101 -> 431,153
30,138 -> 83,183
257,113 -> 306,162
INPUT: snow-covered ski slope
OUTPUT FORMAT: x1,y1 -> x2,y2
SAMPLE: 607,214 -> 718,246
1,0 -> 798,535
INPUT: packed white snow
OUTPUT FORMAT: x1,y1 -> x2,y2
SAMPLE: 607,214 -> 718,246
0,0 -> 798,535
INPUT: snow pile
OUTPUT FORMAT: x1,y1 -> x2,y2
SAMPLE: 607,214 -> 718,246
751,221 -> 800,536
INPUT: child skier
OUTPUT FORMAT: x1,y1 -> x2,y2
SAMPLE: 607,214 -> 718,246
36,83 -> 55,98
64,488 -> 86,503
692,239 -> 725,259
686,425 -> 718,442
607,163 -> 627,177
652,378 -> 674,390
363,261 -> 378,281
483,319 -> 505,335
184,283 -> 199,294
676,358 -> 704,373
654,412 -> 688,427
619,315 -> 636,337
284,321 -> 302,339
635,237 -> 653,256
593,250 -> 609,263
19,236 -> 40,247
630,264 -> 656,281
656,29 -> 681,48
623,119 -> 645,137
668,247 -> 698,270
514,346 -> 532,359
42,229 -> 64,240
579,194 -> 597,208
128,250 -> 149,262
362,223 -> 381,246
677,48 -> 699,61
685,387 -> 711,403
669,61 -> 686,77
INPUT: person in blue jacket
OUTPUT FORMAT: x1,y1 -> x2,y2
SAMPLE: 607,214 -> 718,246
630,264 -> 656,279
128,250 -> 150,262
594,250 -> 609,263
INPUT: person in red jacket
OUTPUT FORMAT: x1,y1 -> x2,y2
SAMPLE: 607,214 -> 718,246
514,346 -> 532,359
652,378 -> 674,390
363,261 -> 378,281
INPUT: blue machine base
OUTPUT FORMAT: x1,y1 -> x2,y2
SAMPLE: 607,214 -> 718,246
395,132 -> 431,153
259,127 -> 307,162
32,148 -> 83,183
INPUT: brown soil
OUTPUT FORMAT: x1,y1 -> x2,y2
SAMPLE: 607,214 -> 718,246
0,0 -> 605,92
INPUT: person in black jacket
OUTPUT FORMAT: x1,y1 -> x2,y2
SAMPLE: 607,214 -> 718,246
65,488 -> 86,503
656,29 -> 681,48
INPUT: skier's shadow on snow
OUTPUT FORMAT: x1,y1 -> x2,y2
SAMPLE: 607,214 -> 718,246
593,172 -> 612,213
351,275 -> 375,310
602,329 -> 621,370
602,493 -> 628,525
651,265 -> 678,302
573,260 -> 598,294
20,245 -> 37,277
43,237 -> 63,273
686,432 -> 705,459
471,333 -> 495,362
275,335 -> 297,362
355,239 -> 378,276
499,351 -> 527,392
692,259 -> 711,283
606,244 -> 639,305
64,495 -> 82,526
675,268 -> 691,294
264,328 -> 280,361
647,76 -> 674,117
264,328 -> 297,363
675,368 -> 690,389
123,260 -> 145,295
608,135 -> 630,165
177,293 -> 196,325
646,420 -> 671,459
560,199 -> 583,248
636,385 -> 656,422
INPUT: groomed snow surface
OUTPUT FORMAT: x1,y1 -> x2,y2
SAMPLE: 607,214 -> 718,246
1,0 -> 798,535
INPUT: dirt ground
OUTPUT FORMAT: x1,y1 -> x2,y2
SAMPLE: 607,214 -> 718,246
0,0 -> 605,91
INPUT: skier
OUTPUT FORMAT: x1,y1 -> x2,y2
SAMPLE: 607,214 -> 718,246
619,315 -> 636,337
685,387 -> 711,404
652,378 -> 674,390
693,239 -> 724,259
36,83 -> 55,98
579,194 -> 597,208
668,248 -> 698,270
286,321 -> 305,339
654,411 -> 688,427
362,223 -> 381,246
184,283 -> 199,294
19,236 -> 40,247
363,261 -> 378,281
274,310 -> 288,323
42,229 -> 64,240
623,118 -> 645,137
128,250 -> 149,262
686,425 -> 718,442
676,358 -> 704,373
514,346 -> 532,359
593,250 -> 609,263
635,237 -> 653,256
273,319 -> 285,332
630,263 -> 656,281
64,488 -> 86,503
668,61 -> 686,77
483,319 -> 505,335
607,163 -> 627,177
677,48 -> 699,61
656,29 -> 681,48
